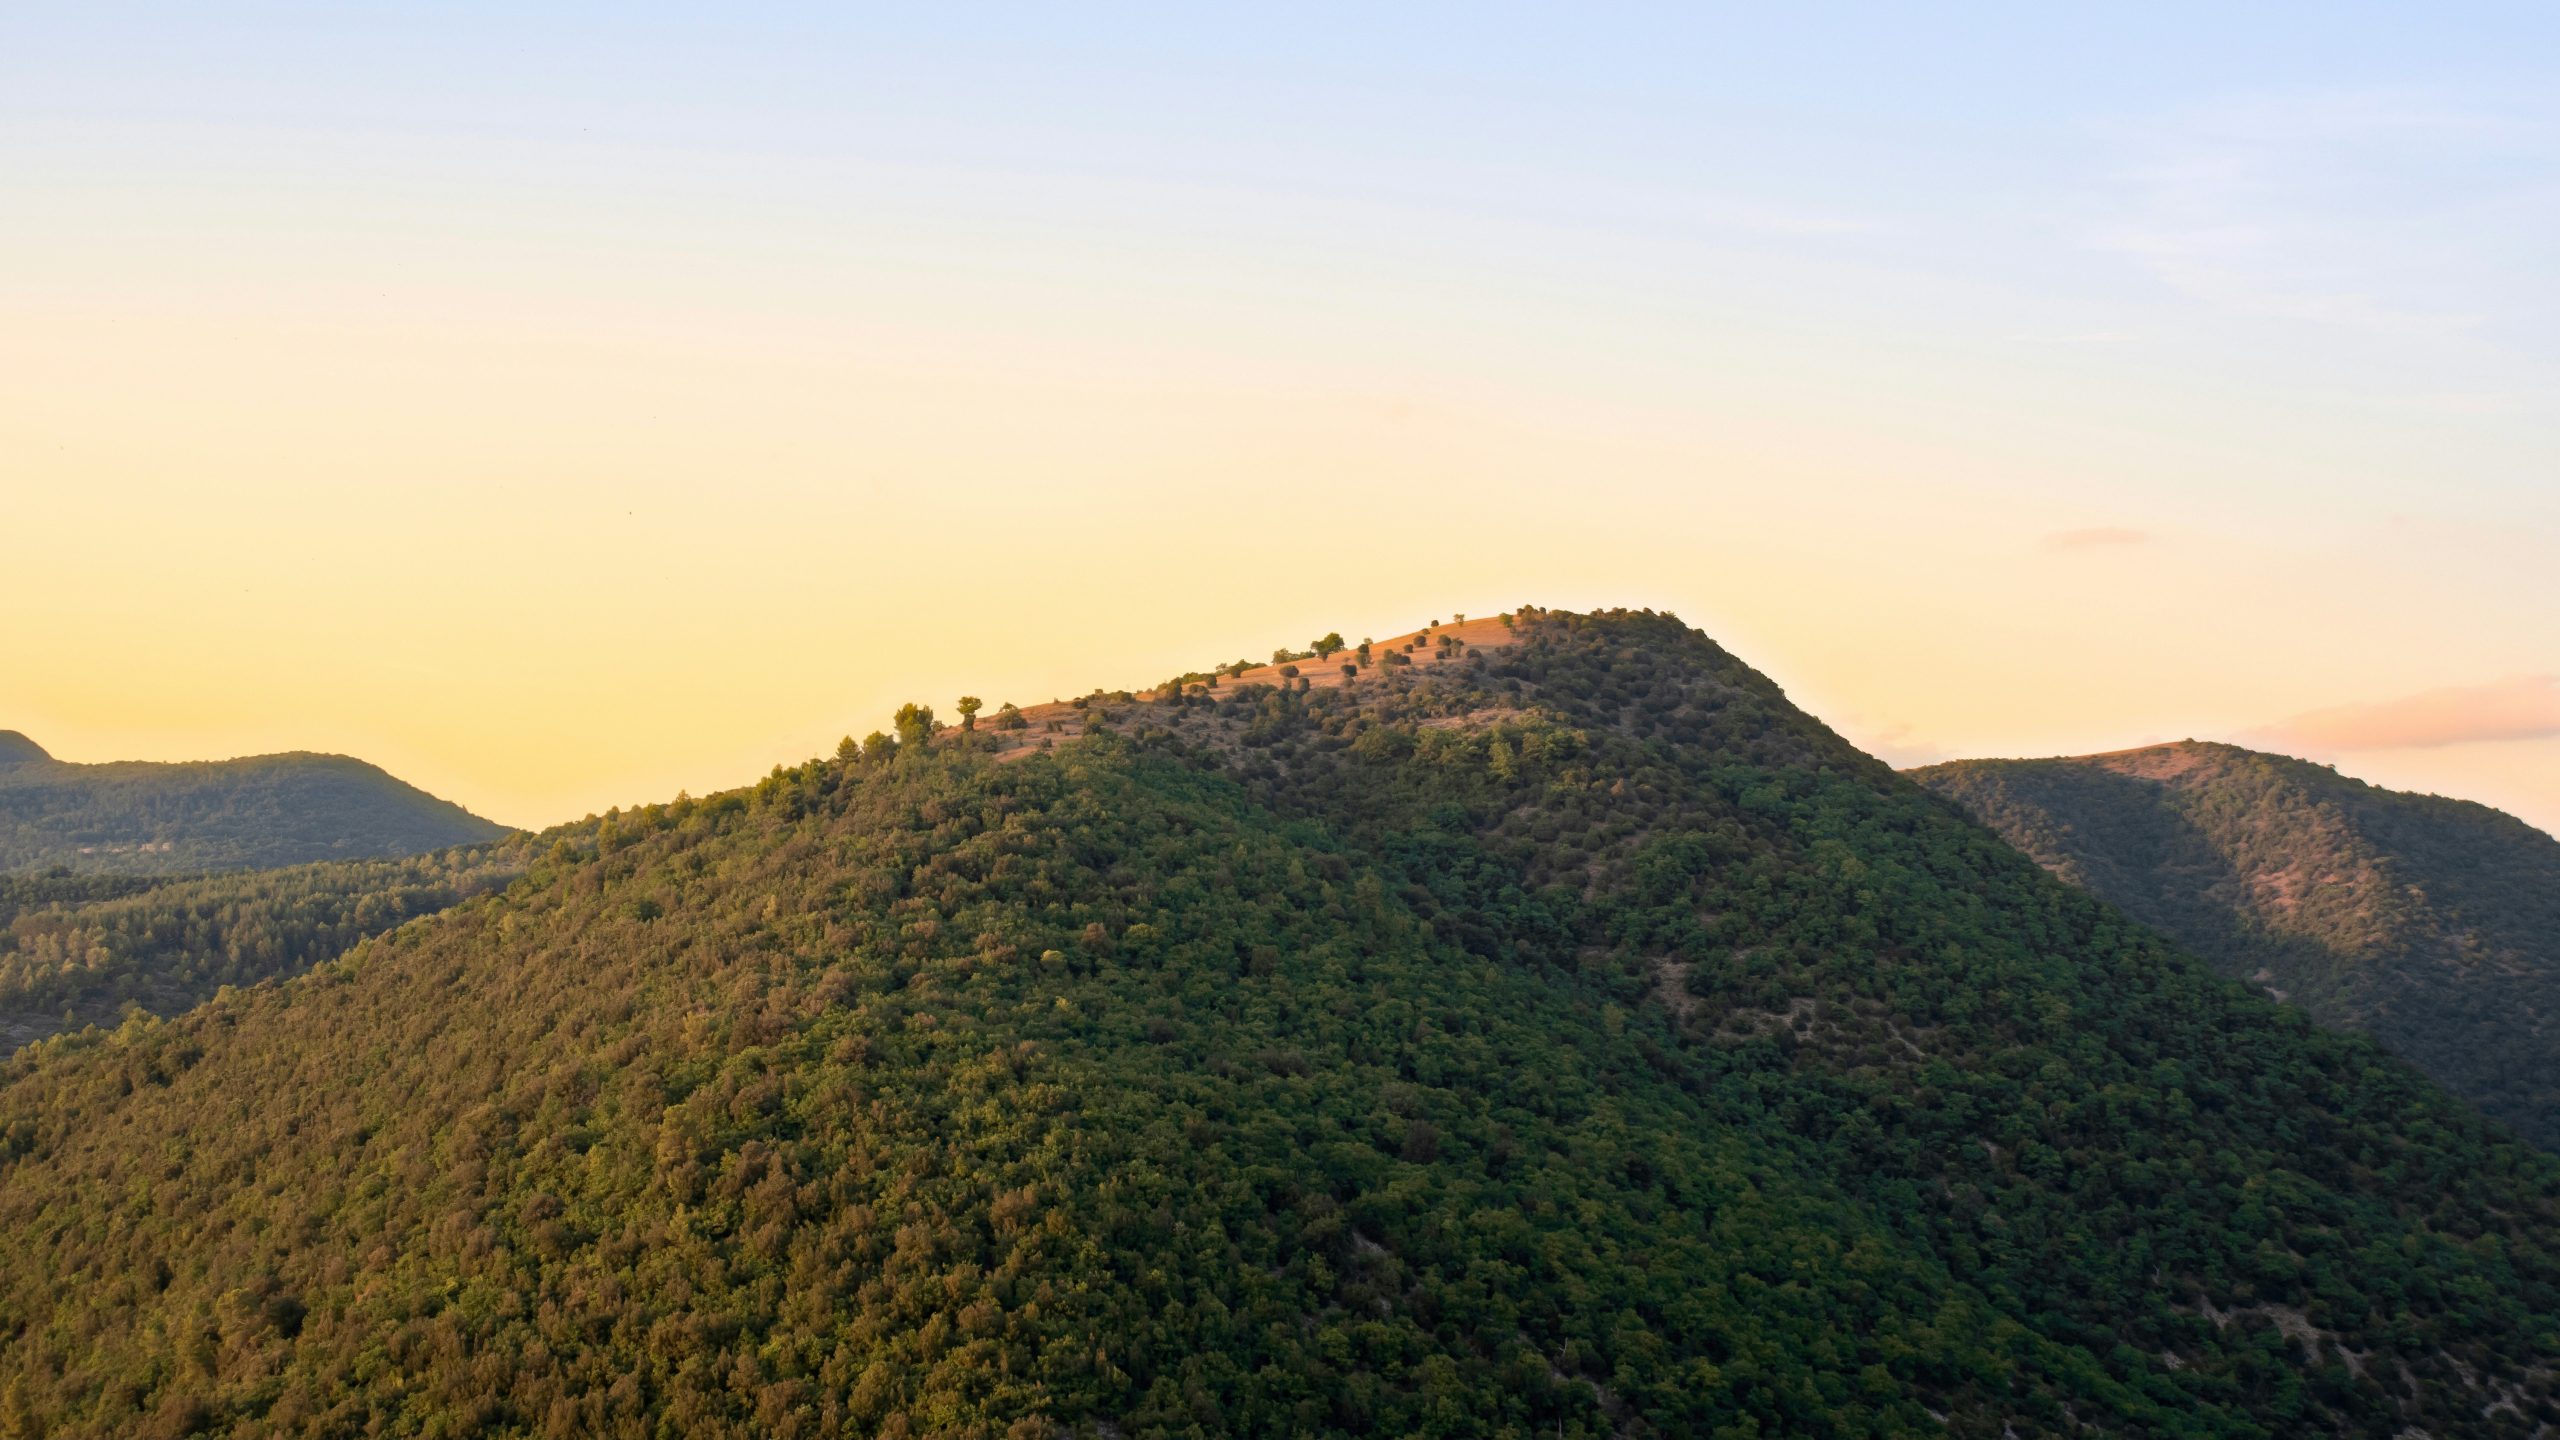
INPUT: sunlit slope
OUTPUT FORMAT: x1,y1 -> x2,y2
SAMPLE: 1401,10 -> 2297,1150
0,843 -> 529,1050
2,611 -> 2555,1438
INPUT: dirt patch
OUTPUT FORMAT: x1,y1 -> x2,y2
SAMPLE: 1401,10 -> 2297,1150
1716,995 -> 1818,1042
2086,742 -> 2219,782
2193,1298 -> 2365,1376
1650,959 -> 1699,1020
1195,614 -> 1522,700
965,614 -> 1526,762
1417,705 -> 1526,731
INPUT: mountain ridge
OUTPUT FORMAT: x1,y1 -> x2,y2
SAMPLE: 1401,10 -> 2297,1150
3,609 -> 2556,1436
1911,738 -> 2560,1148
0,735 -> 507,875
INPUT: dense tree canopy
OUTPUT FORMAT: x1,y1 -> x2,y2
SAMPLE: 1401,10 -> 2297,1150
0,843 -> 529,1049
1914,743 -> 2560,1148
0,734 -> 505,875
1,613 -> 2555,1437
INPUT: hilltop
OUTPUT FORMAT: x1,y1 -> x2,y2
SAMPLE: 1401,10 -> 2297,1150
3,612 -> 2557,1437
0,731 -> 52,766
1912,740 -> 2560,1149
0,735 -> 508,875
908,613 -> 1524,759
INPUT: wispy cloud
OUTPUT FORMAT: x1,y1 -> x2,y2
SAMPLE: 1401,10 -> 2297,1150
1855,722 -> 1953,770
2248,675 -> 2560,752
1705,200 -> 1878,239
2088,87 -> 2556,342
2004,329 -> 2136,347
2045,526 -> 2151,550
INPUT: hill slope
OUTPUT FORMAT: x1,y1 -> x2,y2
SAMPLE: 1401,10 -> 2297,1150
1911,742 -> 2560,1149
3,612 -> 2557,1438
0,731 -> 507,874
0,842 -> 530,1050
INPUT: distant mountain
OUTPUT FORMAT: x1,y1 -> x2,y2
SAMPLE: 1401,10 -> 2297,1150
7,611 -> 2559,1435
0,731 -> 508,874
1912,741 -> 2560,1149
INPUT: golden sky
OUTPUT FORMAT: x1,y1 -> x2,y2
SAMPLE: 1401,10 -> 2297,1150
6,7 -> 2556,834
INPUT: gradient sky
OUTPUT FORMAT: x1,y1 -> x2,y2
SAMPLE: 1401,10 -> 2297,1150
5,4 -> 2557,834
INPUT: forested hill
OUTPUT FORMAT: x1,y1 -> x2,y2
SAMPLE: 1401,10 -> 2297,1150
0,843 -> 530,1051
0,732 -> 507,874
1910,742 -> 2560,1149
3,610 -> 2558,1438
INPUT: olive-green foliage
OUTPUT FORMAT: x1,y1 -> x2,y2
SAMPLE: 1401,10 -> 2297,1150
0,613 -> 2555,1438
0,736 -> 506,875
0,843 -> 529,1048
1914,744 -> 2560,1148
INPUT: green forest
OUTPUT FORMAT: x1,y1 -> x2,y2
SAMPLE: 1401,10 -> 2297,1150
0,844 -> 529,1048
1914,743 -> 2560,1148
2,612 -> 2556,1437
0,732 -> 505,875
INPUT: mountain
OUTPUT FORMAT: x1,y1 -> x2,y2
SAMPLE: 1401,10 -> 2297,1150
3,610 -> 2557,1438
1910,741 -> 2560,1150
0,731 -> 508,874
0,843 -> 529,1051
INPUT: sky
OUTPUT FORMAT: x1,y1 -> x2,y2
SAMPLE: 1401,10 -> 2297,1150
4,3 -> 2556,834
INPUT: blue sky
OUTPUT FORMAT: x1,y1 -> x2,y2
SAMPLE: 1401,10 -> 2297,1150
5,3 -> 2557,829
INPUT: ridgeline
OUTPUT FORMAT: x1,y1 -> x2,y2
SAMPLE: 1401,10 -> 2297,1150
1914,740 -> 2560,1149
3,612 -> 2556,1437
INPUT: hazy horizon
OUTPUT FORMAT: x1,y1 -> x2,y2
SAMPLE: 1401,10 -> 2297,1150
8,4 -> 2556,833
9,602 -> 2555,842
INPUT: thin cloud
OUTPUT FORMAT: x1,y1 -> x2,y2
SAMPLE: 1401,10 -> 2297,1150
1709,200 -> 1877,239
1855,723 -> 1953,770
2248,675 -> 2560,752
2045,526 -> 2152,550
2086,87 -> 2548,342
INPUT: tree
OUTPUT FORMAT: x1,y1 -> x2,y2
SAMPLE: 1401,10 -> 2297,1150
1311,633 -> 1346,659
5,607 -> 2560,1439
957,697 -> 983,731
1341,664 -> 1358,682
994,703 -> 1028,732
893,704 -> 935,749
836,736 -> 860,762
1279,665 -> 1299,679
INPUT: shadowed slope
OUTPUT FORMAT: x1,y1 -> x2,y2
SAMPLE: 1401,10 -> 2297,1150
1913,741 -> 2560,1148
0,738 -> 507,875
0,842 -> 531,1050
